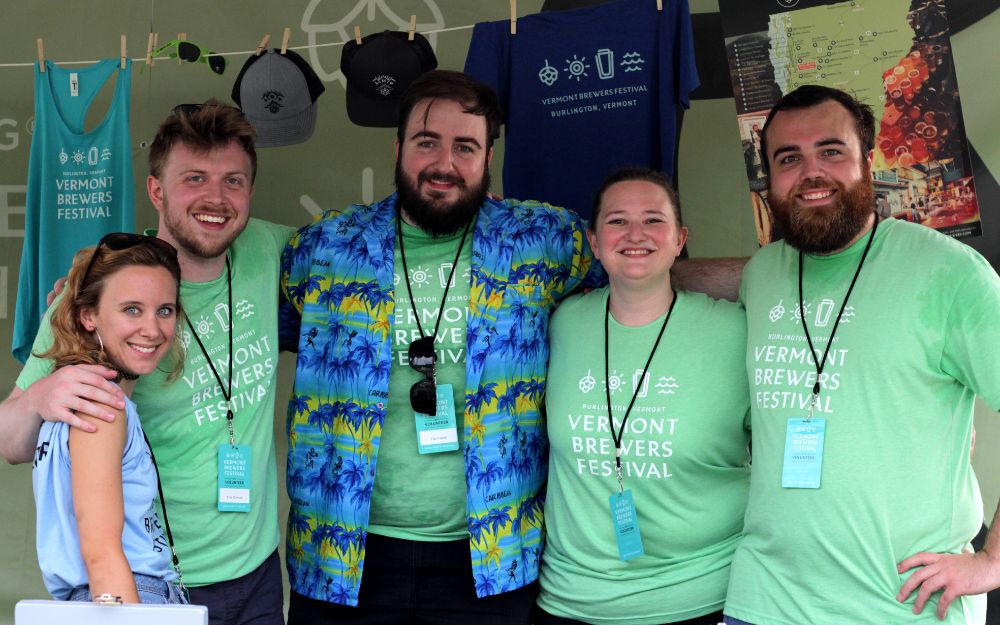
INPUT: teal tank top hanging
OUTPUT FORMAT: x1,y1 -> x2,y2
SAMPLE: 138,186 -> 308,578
13,58 -> 135,363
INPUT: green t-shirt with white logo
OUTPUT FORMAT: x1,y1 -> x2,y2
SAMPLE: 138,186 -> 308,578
367,220 -> 472,541
727,217 -> 1000,625
539,287 -> 750,625
18,218 -> 292,586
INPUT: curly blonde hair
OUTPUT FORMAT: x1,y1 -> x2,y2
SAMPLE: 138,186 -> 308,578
36,237 -> 186,381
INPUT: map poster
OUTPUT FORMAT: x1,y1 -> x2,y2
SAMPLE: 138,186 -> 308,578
719,0 -> 982,245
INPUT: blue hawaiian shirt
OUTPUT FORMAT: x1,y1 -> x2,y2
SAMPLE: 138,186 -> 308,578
279,193 -> 602,606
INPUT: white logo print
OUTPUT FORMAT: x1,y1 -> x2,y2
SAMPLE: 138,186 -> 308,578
632,370 -> 649,399
59,149 -> 69,165
655,376 -> 678,395
814,299 -> 835,327
371,74 -> 396,97
839,306 -> 856,324
438,263 -> 456,288
604,369 -> 626,395
564,54 -> 590,81
235,299 -> 256,320
101,147 -> 112,161
193,315 -> 214,336
538,59 -> 559,86
595,48 -> 615,79
409,265 -> 430,288
620,52 -> 644,72
72,149 -> 85,165
769,299 -> 786,323
792,302 -> 811,323
578,369 -> 596,393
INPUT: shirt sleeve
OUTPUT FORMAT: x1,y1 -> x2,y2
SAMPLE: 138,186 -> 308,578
15,308 -> 57,390
279,224 -> 316,353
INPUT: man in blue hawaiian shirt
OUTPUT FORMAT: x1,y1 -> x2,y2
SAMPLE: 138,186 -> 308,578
279,70 -> 604,624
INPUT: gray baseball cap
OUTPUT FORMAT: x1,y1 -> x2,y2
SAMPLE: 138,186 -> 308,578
232,49 -> 326,147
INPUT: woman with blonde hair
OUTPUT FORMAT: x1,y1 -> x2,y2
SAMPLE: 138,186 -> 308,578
31,232 -> 188,604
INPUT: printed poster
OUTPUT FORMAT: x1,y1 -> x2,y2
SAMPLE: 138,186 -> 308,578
719,0 -> 982,244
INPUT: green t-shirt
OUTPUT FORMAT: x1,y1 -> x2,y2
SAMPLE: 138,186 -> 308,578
728,217 -> 1000,625
17,218 -> 293,586
539,288 -> 750,625
367,220 -> 472,541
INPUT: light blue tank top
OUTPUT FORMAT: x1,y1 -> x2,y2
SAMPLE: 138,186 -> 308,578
13,58 -> 135,362
32,394 -> 176,599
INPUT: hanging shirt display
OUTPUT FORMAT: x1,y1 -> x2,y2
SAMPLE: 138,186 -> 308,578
13,58 -> 135,363
464,0 -> 699,219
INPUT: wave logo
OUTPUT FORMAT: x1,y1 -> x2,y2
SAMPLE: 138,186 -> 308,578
620,52 -> 644,72
655,376 -> 678,395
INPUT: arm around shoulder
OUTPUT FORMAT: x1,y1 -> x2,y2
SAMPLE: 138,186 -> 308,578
671,257 -> 748,302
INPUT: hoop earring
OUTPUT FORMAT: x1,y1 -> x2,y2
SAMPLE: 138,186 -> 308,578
94,330 -> 105,354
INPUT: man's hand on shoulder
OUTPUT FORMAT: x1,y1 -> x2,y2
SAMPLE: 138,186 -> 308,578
896,548 -> 1000,619
23,364 -> 124,431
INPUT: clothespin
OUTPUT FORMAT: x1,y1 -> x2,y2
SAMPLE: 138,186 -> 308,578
408,15 -> 417,41
120,34 -> 127,69
145,32 -> 156,67
510,0 -> 517,35
36,38 -> 45,72
255,34 -> 271,56
354,25 -> 362,45
656,0 -> 663,10
280,27 -> 290,54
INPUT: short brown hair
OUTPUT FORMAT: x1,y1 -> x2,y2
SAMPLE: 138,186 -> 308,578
149,99 -> 258,182
590,167 -> 683,229
396,70 -> 503,150
38,240 -> 185,381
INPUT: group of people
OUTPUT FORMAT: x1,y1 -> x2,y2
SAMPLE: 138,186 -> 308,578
1,69 -> 999,625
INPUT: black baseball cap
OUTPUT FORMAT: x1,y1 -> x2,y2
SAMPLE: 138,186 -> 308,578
341,30 -> 438,128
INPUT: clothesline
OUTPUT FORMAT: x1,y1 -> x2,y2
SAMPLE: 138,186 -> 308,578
0,23 -> 476,68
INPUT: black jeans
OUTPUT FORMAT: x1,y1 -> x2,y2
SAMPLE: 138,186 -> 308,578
187,549 -> 284,625
535,606 -> 725,625
288,533 -> 537,625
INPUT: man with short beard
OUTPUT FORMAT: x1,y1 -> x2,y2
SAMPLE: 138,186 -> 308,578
723,85 -> 1000,625
0,102 -> 291,625
278,70 -> 604,624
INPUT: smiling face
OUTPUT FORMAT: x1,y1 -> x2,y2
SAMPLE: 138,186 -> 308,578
587,180 -> 688,290
394,98 -> 492,235
79,265 -> 179,378
147,140 -> 253,260
765,99 -> 875,253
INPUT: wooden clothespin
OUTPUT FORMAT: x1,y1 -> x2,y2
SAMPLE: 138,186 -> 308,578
510,0 -> 517,35
354,25 -> 362,45
255,34 -> 271,56
145,32 -> 156,67
656,0 -> 663,10
408,15 -> 417,41
36,38 -> 45,72
120,34 -> 127,68
280,27 -> 291,54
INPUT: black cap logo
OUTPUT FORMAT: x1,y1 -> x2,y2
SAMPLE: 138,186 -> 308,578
372,74 -> 397,97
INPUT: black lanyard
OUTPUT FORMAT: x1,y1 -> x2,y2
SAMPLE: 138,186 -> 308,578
141,428 -> 186,597
797,215 -> 878,418
396,213 -> 472,344
184,257 -> 235,445
604,289 -> 677,493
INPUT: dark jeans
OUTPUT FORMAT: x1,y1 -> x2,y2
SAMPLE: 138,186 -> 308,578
535,606 -> 724,625
187,549 -> 284,625
287,533 -> 537,625
723,618 -> 754,625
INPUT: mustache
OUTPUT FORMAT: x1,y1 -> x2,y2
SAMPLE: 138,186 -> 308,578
418,171 -> 465,187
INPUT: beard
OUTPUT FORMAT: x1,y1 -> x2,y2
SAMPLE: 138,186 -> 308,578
161,196 -> 247,259
769,168 -> 875,254
394,160 -> 489,236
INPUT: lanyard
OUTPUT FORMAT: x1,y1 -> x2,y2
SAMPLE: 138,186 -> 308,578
396,213 -> 472,345
604,289 -> 677,493
797,215 -> 878,419
141,429 -> 187,598
184,257 -> 235,445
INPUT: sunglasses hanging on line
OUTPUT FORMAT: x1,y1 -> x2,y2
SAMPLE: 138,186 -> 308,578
146,39 -> 226,75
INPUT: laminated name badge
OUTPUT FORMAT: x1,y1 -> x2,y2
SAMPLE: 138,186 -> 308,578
415,383 -> 459,454
218,444 -> 251,512
782,418 -> 826,489
609,490 -> 644,561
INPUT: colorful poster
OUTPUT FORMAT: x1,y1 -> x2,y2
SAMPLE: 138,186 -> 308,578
720,0 -> 982,245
